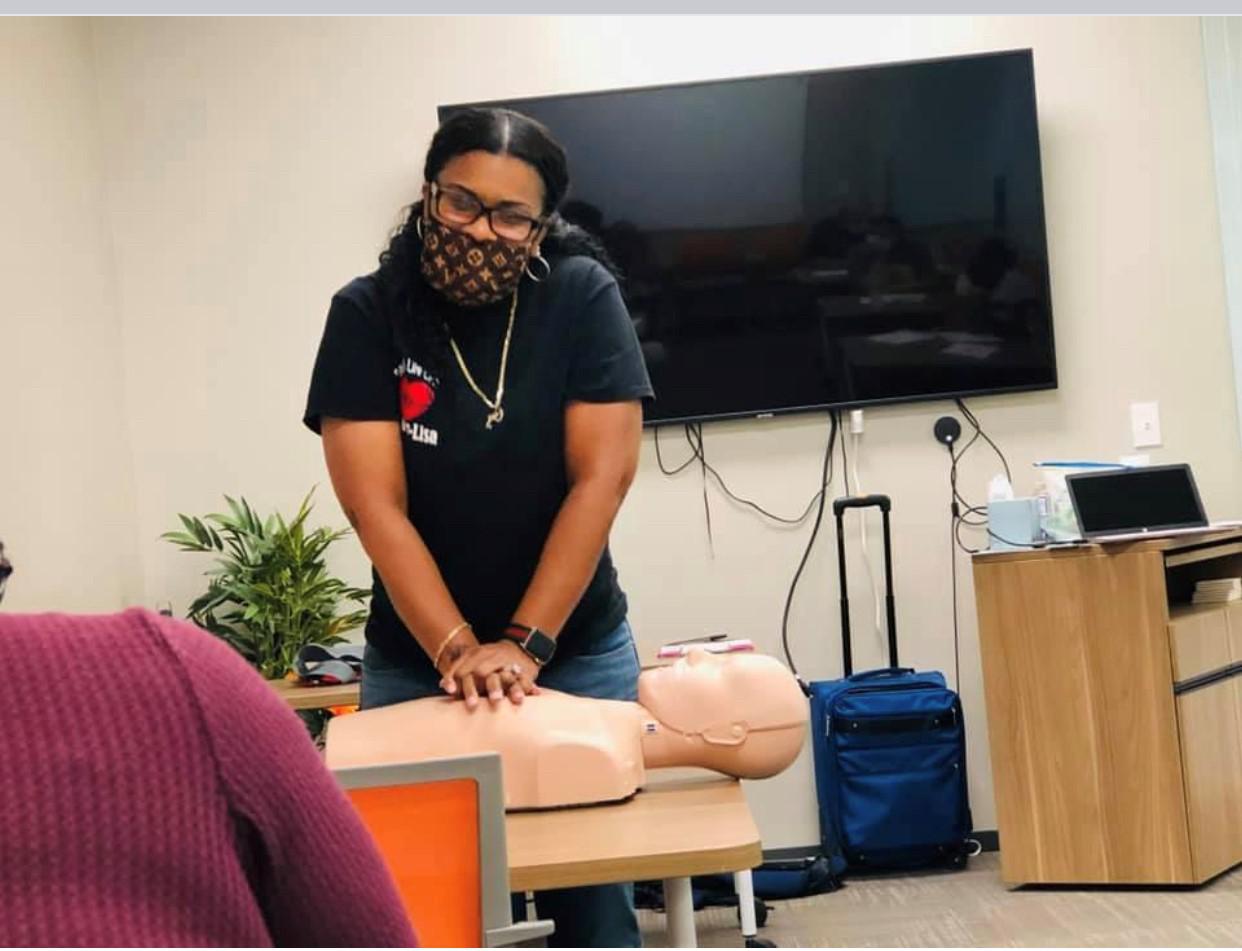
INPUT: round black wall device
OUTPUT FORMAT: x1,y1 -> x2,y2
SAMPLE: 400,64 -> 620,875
934,416 -> 962,447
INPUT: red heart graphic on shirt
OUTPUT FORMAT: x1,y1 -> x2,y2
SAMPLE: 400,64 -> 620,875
399,378 -> 435,421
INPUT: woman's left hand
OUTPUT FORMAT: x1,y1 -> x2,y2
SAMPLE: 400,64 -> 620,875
440,640 -> 540,709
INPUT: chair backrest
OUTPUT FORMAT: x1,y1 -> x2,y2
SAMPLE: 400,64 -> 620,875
335,753 -> 548,948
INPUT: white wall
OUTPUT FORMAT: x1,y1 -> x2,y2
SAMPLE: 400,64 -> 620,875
0,18 -> 138,612
1204,18 -> 1242,447
70,15 -> 1242,850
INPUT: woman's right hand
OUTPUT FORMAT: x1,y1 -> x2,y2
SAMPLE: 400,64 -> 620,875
439,640 -> 536,705
436,635 -> 540,709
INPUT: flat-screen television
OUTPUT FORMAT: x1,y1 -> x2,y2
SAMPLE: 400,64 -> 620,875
443,49 -> 1056,425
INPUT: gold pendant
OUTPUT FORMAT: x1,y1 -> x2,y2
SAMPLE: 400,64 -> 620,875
485,406 -> 505,430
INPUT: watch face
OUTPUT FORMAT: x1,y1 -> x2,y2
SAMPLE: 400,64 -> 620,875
525,629 -> 556,664
503,626 -> 555,664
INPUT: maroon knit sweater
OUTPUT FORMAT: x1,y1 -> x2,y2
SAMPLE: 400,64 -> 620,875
0,608 -> 415,947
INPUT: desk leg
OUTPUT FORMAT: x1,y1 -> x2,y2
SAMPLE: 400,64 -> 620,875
662,876 -> 697,948
734,869 -> 757,939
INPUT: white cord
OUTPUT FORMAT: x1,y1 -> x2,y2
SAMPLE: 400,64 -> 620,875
851,429 -> 884,641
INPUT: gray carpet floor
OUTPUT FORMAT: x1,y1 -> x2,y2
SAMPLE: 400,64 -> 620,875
637,853 -> 1242,947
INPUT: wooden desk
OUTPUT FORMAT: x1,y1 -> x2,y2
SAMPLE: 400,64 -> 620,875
292,672 -> 764,945
507,776 -> 762,947
267,678 -> 360,710
973,529 -> 1242,886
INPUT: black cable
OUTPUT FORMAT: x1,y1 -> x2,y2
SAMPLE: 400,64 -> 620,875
953,515 -> 981,555
953,517 -> 1033,552
956,398 -> 1012,485
693,423 -> 714,554
950,478 -> 961,693
653,426 -> 697,476
949,437 -> 1008,534
947,434 -> 1044,699
659,414 -> 841,678
781,410 -> 838,681
989,530 -> 1034,547
948,432 -> 984,516
950,440 -> 1043,553
955,416 -> 983,461
839,417 -> 851,497
676,423 -> 829,526
949,439 -> 1030,701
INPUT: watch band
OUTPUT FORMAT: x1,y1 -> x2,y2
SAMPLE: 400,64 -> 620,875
502,622 -> 556,666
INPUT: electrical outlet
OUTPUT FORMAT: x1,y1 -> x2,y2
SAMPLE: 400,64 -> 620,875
1130,401 -> 1162,449
849,409 -> 865,434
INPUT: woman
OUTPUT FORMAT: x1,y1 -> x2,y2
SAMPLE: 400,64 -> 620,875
304,108 -> 652,947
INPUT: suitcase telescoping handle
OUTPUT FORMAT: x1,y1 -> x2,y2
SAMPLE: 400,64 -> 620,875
833,494 -> 899,677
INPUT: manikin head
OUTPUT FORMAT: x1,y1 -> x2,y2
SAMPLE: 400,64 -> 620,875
638,650 -> 807,778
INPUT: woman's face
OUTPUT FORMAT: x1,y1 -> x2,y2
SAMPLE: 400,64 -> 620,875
426,150 -> 546,249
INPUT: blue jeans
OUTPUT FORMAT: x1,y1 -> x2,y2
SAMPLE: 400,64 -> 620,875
361,620 -> 643,948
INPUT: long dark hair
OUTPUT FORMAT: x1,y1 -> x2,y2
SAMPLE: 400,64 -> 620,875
376,108 -> 616,367
0,538 -> 11,606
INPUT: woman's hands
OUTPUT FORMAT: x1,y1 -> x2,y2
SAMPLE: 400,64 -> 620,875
438,638 -> 540,709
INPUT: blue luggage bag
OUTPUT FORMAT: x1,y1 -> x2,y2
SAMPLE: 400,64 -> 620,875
808,495 -> 973,876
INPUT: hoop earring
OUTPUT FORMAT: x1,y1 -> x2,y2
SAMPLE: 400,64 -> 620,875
525,253 -> 551,283
416,216 -> 425,240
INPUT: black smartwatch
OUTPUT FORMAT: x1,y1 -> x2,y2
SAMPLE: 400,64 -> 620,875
502,622 -> 556,666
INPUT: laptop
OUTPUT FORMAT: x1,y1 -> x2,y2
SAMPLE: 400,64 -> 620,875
1066,464 -> 1242,543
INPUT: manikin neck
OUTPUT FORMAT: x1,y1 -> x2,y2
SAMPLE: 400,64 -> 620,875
636,701 -> 723,770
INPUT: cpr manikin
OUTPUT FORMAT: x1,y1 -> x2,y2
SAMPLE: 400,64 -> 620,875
326,650 -> 807,810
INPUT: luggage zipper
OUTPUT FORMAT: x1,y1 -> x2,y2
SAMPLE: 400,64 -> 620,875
841,682 -> 946,698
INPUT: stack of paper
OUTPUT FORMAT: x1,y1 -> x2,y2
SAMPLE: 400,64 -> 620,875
1193,578 -> 1242,604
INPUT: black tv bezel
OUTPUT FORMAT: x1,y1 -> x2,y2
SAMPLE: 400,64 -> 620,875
440,48 -> 1057,428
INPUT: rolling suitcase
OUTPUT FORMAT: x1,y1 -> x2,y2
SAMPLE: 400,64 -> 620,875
808,494 -> 973,875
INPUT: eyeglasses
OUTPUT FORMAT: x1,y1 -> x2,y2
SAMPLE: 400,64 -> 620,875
430,182 -> 544,243
0,542 -> 11,605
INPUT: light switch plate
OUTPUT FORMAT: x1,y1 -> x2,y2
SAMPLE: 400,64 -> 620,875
1130,401 -> 1162,449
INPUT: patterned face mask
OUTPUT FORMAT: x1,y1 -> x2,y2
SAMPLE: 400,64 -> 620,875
419,216 -> 531,307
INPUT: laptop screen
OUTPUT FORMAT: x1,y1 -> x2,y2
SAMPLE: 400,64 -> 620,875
1068,466 -> 1207,535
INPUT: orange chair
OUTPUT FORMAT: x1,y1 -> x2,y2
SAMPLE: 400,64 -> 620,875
335,754 -> 553,948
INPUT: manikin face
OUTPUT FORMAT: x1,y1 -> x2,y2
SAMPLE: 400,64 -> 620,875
638,649 -> 807,743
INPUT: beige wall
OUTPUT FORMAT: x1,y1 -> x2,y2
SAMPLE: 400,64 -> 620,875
40,15 -> 1242,849
0,18 -> 138,612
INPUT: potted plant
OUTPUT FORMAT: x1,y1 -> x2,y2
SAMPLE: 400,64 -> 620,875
162,490 -> 369,680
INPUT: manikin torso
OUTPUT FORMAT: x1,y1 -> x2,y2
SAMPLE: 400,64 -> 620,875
325,650 -> 807,810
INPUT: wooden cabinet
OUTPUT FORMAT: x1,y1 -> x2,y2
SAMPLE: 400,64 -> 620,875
1168,605 -> 1232,681
1176,677 -> 1242,880
973,530 -> 1242,885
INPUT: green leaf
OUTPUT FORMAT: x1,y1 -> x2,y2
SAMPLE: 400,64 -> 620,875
165,489 -> 370,681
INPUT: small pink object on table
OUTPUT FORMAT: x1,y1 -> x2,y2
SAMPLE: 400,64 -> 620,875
657,639 -> 755,659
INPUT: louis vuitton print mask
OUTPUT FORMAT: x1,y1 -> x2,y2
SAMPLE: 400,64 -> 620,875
419,216 -> 531,307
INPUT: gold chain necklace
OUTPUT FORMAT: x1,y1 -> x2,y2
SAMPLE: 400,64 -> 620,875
445,288 -> 518,430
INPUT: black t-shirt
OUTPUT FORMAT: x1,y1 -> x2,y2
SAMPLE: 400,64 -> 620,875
304,256 -> 653,669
